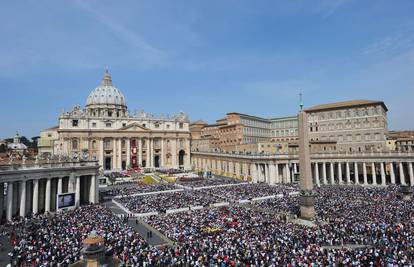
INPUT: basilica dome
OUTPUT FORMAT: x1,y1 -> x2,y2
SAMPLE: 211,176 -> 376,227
86,70 -> 126,108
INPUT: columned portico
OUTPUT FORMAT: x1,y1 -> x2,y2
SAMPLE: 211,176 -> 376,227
191,151 -> 414,187
1,160 -> 99,222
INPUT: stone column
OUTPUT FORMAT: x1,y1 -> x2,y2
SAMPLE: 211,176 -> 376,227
32,179 -> 39,214
75,176 -> 80,207
293,163 -> 298,174
160,138 -> 165,167
285,163 -> 291,184
89,175 -> 96,204
172,139 -> 177,168
118,138 -> 122,170
185,139 -> 191,169
390,163 -> 396,184
409,162 -> 414,186
337,162 -> 343,185
363,162 -> 368,185
251,163 -> 257,183
146,138 -> 150,168
346,162 -> 351,184
150,139 -> 154,168
354,162 -> 359,185
269,164 -> 276,185
45,178 -> 51,212
6,182 -> 13,221
57,177 -> 62,195
380,162 -> 386,186
275,163 -> 280,184
399,162 -> 406,185
322,162 -> 327,185
19,181 -> 26,217
314,163 -> 320,186
329,162 -> 334,185
99,139 -> 104,169
113,138 -> 117,170
126,138 -> 131,168
138,138 -> 143,166
371,162 -> 377,185
0,183 -> 4,221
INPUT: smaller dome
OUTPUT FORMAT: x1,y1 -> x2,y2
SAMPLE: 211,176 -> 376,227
86,70 -> 127,107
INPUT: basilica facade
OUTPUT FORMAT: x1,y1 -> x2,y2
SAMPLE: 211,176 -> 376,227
38,70 -> 191,171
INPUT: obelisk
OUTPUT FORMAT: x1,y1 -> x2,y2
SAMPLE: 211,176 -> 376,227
298,109 -> 316,220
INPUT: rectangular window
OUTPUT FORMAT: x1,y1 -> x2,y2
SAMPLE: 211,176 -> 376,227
179,122 -> 184,129
106,123 -> 111,128
92,122 -> 96,128
72,120 -> 78,127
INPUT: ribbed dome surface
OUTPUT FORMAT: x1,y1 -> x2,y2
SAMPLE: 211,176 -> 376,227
86,70 -> 126,107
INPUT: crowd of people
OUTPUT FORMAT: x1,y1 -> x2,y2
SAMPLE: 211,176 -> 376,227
4,205 -> 162,266
199,183 -> 298,201
178,176 -> 243,188
100,183 -> 177,198
118,190 -> 225,214
144,186 -> 413,266
3,184 -> 413,266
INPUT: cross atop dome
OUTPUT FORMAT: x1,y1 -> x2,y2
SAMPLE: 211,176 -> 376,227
101,68 -> 113,86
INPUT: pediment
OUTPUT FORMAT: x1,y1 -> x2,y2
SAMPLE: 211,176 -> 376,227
119,123 -> 150,132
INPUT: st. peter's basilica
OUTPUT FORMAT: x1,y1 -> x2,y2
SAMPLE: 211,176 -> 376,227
38,70 -> 191,171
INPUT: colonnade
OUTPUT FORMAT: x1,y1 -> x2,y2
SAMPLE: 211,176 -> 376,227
312,161 -> 414,186
93,137 -> 190,170
0,174 -> 97,221
192,153 -> 414,187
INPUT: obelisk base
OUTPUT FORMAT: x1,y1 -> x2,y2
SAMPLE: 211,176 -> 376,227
299,193 -> 316,220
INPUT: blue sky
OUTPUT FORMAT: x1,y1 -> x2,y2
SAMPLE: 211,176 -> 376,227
1,0 -> 414,139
